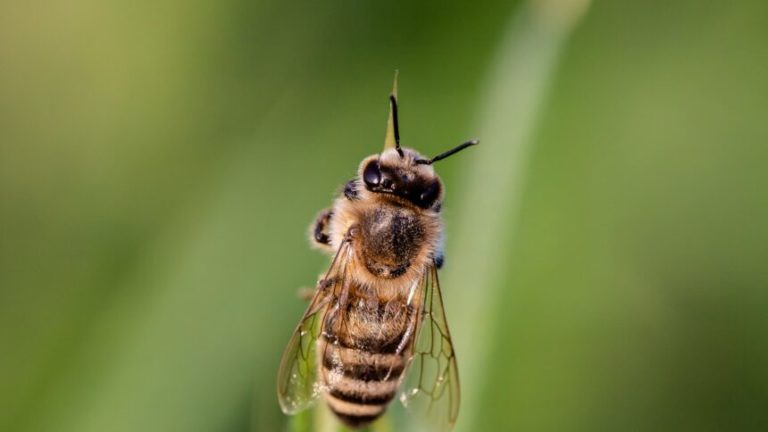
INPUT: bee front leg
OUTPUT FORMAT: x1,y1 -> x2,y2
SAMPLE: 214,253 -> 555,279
343,179 -> 359,201
308,208 -> 334,252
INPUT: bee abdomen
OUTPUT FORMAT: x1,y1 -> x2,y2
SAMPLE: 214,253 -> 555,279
321,342 -> 406,380
320,339 -> 407,428
319,293 -> 412,428
325,377 -> 397,428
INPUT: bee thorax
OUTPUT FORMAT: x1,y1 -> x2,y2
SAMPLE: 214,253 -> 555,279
357,207 -> 425,279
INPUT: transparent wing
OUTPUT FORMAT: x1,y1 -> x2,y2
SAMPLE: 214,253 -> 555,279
400,263 -> 460,431
277,241 -> 352,415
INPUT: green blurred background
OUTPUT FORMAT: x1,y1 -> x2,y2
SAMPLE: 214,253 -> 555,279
2,0 -> 767,431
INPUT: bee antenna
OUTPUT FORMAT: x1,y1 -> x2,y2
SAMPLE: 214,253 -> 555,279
415,139 -> 479,165
389,94 -> 404,158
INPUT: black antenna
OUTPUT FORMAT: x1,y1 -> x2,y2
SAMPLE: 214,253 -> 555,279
415,139 -> 479,165
389,94 -> 404,157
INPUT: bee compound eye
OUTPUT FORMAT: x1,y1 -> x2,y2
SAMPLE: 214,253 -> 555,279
363,160 -> 381,187
418,181 -> 440,208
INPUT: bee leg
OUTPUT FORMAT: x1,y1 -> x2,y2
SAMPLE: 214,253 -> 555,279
434,250 -> 445,269
343,179 -> 359,201
386,305 -> 421,380
296,287 -> 315,301
297,275 -> 335,302
309,208 -> 334,251
395,307 -> 419,356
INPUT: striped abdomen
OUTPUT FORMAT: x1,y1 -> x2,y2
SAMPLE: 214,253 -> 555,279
318,294 -> 413,429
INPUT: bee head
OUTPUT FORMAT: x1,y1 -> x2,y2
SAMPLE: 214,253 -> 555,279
359,140 -> 478,210
360,90 -> 478,209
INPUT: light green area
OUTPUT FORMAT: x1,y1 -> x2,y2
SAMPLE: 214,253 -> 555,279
1,1 -> 767,431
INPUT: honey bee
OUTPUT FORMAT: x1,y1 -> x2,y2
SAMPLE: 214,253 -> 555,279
277,77 -> 477,430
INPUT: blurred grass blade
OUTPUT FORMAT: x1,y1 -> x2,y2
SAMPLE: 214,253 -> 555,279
301,402 -> 389,432
445,1 -> 591,430
384,70 -> 399,151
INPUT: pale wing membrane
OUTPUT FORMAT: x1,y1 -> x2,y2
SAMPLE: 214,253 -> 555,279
277,241 -> 352,414
315,246 -> 357,385
400,264 -> 460,430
